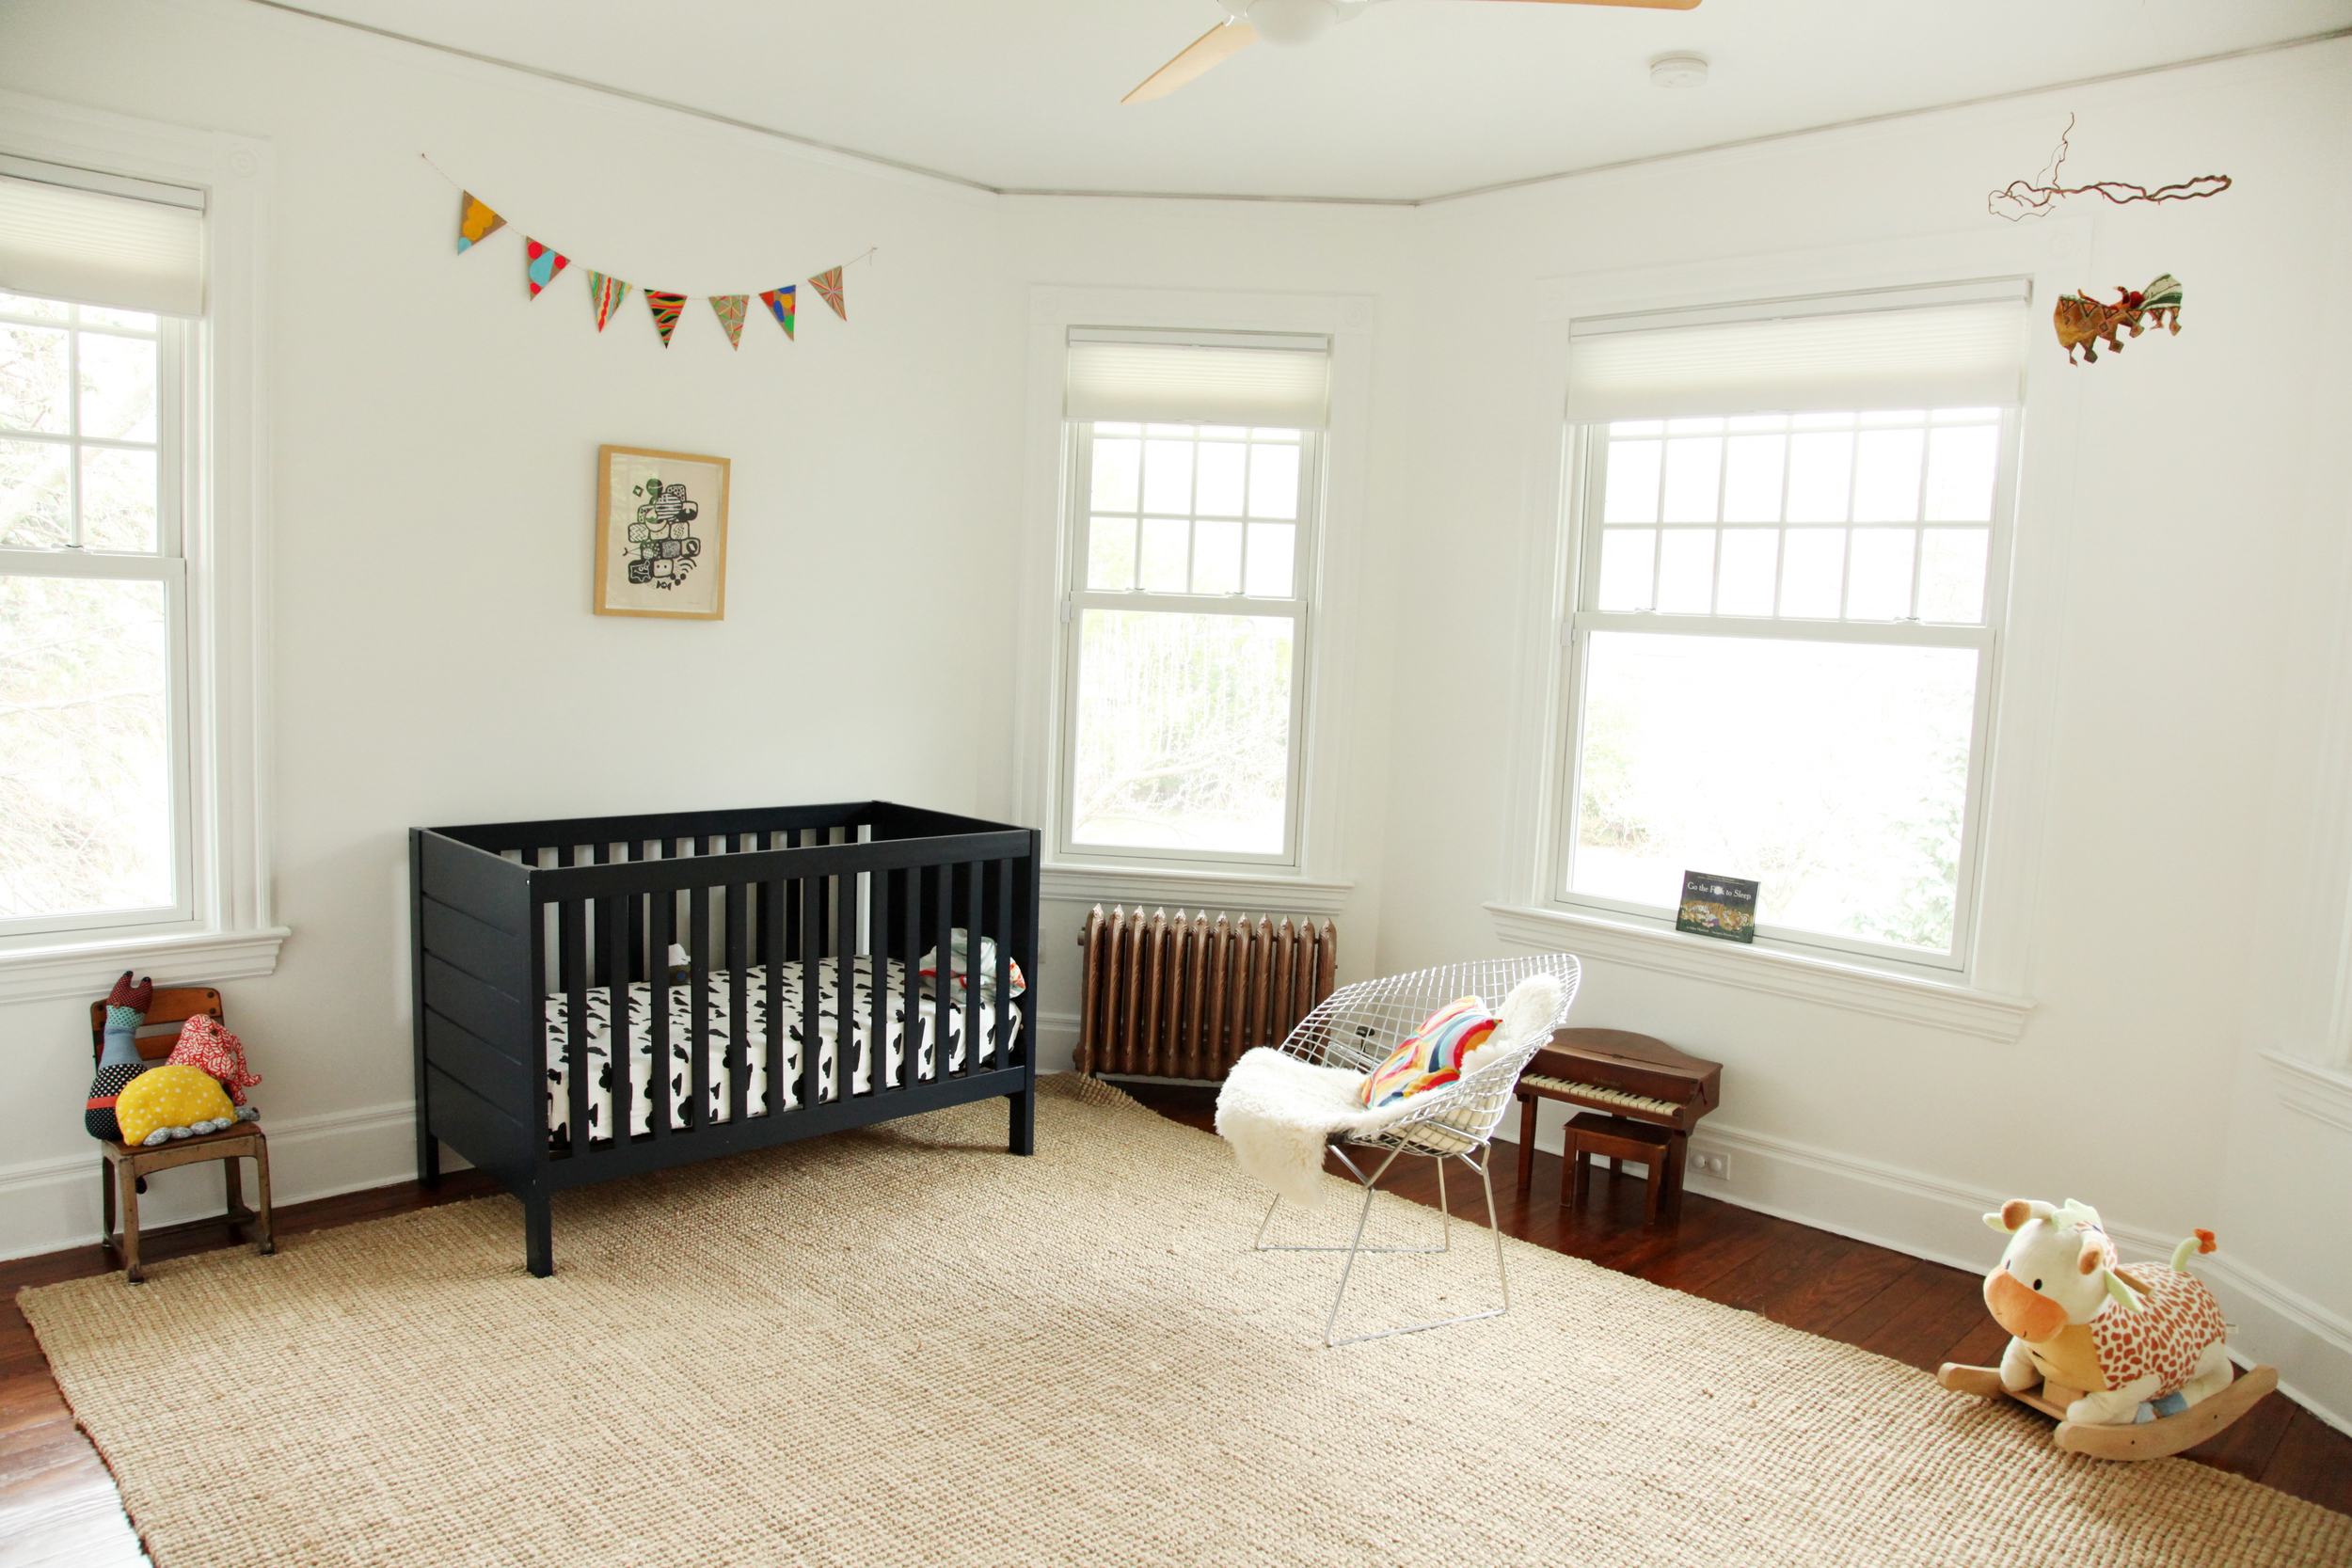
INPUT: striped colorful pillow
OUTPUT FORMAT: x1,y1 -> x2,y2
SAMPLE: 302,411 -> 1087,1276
1359,996 -> 1498,1109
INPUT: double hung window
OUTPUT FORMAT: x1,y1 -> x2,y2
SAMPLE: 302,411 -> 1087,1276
1,158 -> 202,942
1057,331 -> 1327,867
1556,288 -> 2026,968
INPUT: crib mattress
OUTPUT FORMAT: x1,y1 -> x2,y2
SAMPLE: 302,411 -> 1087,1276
542,957 -> 1018,1146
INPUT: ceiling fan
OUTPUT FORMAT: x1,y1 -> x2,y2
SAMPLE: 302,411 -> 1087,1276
1124,0 -> 1702,103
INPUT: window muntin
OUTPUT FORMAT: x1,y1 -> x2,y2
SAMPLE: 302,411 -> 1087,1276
1060,420 -> 1314,864
1589,409 -> 2000,625
1563,406 -> 2014,967
0,291 -> 188,935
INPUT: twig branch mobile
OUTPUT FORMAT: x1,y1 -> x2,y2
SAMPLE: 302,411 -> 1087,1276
1988,116 -> 2232,222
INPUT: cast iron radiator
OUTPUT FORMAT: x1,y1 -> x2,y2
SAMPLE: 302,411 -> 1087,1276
1075,905 -> 1337,1081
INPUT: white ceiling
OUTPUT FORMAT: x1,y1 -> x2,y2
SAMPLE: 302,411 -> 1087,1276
277,0 -> 2352,202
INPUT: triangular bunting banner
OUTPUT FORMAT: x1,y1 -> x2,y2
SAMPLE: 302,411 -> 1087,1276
758,285 -> 797,339
586,271 -> 630,331
808,266 -> 846,321
457,193 -> 506,252
709,294 -> 748,349
524,239 -> 569,299
644,290 -> 688,346
441,179 -> 874,346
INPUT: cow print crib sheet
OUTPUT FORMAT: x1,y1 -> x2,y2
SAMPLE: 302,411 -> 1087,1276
541,956 -> 1018,1147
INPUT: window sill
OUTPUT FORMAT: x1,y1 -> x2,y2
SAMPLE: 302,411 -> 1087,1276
2264,1051 -> 2352,1137
0,926 -> 291,1007
1485,902 -> 2034,1043
1042,864 -> 1353,916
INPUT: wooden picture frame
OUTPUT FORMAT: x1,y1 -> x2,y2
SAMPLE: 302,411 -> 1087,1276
593,444 -> 730,620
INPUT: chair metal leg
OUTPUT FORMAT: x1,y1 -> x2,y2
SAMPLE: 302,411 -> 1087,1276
1484,1152 -> 1510,1317
1252,1188 -> 1284,1251
1253,1145 -> 1444,1255
1321,1146 -> 1512,1348
1322,1155 -> 1390,1347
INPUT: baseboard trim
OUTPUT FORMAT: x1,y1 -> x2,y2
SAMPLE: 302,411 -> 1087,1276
0,1098 -> 451,1263
1504,1108 -> 2352,1438
1036,1008 -> 1080,1074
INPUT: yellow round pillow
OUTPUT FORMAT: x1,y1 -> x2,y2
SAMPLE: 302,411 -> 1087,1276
116,1065 -> 235,1146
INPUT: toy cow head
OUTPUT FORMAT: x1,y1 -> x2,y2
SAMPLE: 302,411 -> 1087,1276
1980,1197 -> 2143,1343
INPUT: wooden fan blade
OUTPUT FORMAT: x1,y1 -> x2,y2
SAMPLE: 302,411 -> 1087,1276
1124,20 -> 1258,104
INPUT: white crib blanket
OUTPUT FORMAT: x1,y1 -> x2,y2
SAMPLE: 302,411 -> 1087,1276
542,957 -> 1019,1145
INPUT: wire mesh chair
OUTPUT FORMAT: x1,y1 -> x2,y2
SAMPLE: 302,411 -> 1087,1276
1251,952 -> 1581,1346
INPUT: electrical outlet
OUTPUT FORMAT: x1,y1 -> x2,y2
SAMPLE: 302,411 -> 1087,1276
1690,1150 -> 1730,1180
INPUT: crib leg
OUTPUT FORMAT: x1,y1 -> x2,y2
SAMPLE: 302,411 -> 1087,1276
524,1192 -> 553,1278
1008,1086 -> 1035,1156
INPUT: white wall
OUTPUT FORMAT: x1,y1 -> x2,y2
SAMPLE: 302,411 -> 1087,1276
2,0 -> 2345,1439
0,0 -> 1418,1245
0,0 -> 1027,1243
1378,41 -> 2352,1427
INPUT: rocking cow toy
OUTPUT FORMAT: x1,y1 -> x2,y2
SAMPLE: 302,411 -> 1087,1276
1936,1197 -> 2279,1461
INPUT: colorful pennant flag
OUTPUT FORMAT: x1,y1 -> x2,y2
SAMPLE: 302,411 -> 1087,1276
758,285 -> 798,339
807,266 -> 846,321
456,193 -> 506,252
644,290 -> 688,346
709,294 -> 748,349
586,271 -> 630,331
524,239 -> 569,299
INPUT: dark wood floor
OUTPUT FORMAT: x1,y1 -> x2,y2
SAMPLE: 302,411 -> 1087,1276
1120,1083 -> 2352,1520
4,1091 -> 2345,1566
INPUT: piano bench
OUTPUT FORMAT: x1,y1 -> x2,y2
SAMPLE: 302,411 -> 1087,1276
1558,1113 -> 1683,1227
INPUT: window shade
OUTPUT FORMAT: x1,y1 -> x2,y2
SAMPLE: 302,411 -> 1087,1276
0,157 -> 206,318
1067,330 -> 1330,429
1565,284 -> 2029,422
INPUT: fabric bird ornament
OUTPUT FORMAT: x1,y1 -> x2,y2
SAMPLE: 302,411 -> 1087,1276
85,972 -> 153,1142
166,1013 -> 262,1105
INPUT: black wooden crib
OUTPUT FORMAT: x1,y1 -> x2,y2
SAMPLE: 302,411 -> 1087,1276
409,801 -> 1040,1275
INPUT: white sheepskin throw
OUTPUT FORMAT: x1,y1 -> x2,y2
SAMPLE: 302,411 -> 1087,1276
1213,973 -> 1564,1209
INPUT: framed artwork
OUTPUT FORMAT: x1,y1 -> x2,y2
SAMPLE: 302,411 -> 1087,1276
594,444 -> 730,619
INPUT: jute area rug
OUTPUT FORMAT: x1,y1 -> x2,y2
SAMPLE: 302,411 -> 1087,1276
22,1075 -> 2349,1568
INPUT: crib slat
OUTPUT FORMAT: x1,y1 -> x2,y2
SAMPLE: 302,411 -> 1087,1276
726,880 -> 748,1128
800,873 -> 822,1112
763,877 -> 784,1119
690,873 -> 710,1133
963,862 -> 983,1084
555,845 -> 576,997
562,899 -> 589,1158
869,863 -> 892,1092
628,842 -> 646,985
903,866 -> 923,1086
605,885 -> 634,1144
993,857 -> 1012,1076
1013,847 -> 1038,1078
834,867 -> 859,1097
932,864 -> 955,1081
647,867 -> 672,1143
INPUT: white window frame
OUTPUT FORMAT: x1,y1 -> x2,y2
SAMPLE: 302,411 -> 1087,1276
1552,406 -> 2022,974
1,302 -> 195,941
1017,287 -> 1375,915
1055,415 -> 1321,873
0,89 -> 281,1005
1487,226 -> 2098,1042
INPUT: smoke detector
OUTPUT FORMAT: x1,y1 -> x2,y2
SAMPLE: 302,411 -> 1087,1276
1650,54 -> 1708,88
